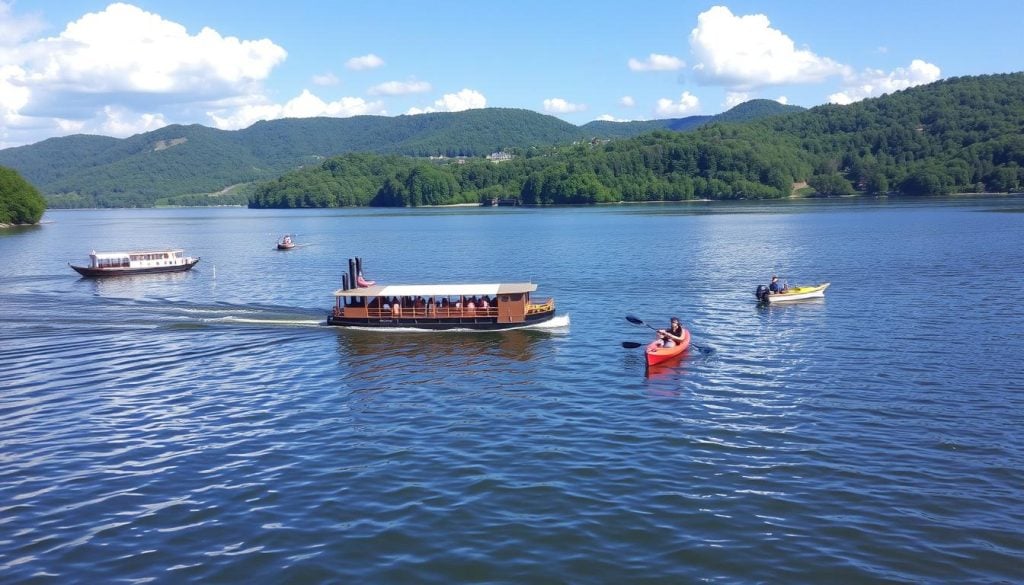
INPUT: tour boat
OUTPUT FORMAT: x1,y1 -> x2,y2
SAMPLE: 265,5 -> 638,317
277,235 -> 295,250
755,282 -> 830,303
70,249 -> 200,277
645,328 -> 691,366
327,257 -> 556,330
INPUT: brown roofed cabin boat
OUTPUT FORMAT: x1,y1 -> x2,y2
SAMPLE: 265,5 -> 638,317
70,249 -> 200,277
327,257 -> 556,330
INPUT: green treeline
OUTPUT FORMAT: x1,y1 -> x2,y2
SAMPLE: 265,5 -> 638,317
0,166 -> 46,224
251,73 -> 1024,208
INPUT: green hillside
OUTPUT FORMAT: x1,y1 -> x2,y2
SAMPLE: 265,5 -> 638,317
0,104 -> 796,208
250,73 -> 1024,207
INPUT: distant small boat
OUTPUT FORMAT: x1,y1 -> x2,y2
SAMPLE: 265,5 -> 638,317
645,328 -> 691,366
277,235 -> 295,250
70,249 -> 199,277
755,282 -> 830,303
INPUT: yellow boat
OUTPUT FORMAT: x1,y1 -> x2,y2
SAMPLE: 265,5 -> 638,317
755,282 -> 830,303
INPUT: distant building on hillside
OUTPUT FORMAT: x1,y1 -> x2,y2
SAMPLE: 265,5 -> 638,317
486,151 -> 514,163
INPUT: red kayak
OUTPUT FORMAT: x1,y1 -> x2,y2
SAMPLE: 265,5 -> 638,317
645,328 -> 691,367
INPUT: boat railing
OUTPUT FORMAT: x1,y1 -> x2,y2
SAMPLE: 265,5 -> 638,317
361,306 -> 500,319
527,298 -> 555,314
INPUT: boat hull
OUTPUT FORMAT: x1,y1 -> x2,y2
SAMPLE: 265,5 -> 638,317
327,308 -> 556,330
762,282 -> 830,303
645,328 -> 691,366
70,258 -> 200,277
277,244 -> 295,250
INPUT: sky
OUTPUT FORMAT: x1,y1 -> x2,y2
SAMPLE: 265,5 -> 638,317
1,1 -> 1022,149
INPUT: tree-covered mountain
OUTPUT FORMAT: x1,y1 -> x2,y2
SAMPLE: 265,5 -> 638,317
0,107 -> 754,208
0,166 -> 46,225
250,73 -> 1024,207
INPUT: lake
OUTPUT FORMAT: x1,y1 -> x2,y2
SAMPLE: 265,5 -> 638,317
1,197 -> 1023,583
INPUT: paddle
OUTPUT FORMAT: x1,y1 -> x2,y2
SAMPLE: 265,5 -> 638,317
625,314 -> 708,352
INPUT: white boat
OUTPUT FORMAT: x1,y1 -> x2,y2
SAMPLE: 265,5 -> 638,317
70,249 -> 200,277
756,282 -> 830,303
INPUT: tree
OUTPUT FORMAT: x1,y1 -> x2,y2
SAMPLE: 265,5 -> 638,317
0,166 -> 46,225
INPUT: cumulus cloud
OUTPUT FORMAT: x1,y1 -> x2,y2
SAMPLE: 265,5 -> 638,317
690,5 -> 848,89
406,89 -> 487,115
628,53 -> 685,72
345,53 -> 384,70
0,1 -> 45,45
724,91 -> 750,108
100,106 -> 167,136
207,89 -> 385,129
620,96 -> 635,107
0,2 -> 292,144
368,80 -> 432,96
543,98 -> 587,114
656,91 -> 700,116
828,59 -> 941,104
26,3 -> 286,98
776,95 -> 789,104
597,114 -> 632,122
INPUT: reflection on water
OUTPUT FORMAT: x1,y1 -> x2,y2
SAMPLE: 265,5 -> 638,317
336,327 -> 550,363
82,269 -> 200,298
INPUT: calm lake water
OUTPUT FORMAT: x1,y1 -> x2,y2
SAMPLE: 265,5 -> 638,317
2,197 -> 1023,583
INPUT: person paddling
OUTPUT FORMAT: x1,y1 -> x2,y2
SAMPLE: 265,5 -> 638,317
656,317 -> 686,348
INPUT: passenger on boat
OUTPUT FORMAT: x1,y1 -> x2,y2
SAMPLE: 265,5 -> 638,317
769,275 -> 788,293
656,317 -> 686,348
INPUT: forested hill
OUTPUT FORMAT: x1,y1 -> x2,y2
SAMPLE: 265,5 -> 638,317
249,73 -> 1024,208
0,105 -> 798,208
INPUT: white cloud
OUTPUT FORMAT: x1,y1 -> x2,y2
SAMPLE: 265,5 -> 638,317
724,91 -> 749,108
0,1 -> 45,45
543,97 -> 587,114
406,89 -> 487,115
655,91 -> 700,116
368,80 -> 432,96
828,59 -> 941,104
0,2 -> 297,146
628,53 -> 685,72
345,53 -> 384,70
312,72 -> 340,86
100,106 -> 167,136
776,95 -> 789,104
597,114 -> 632,122
620,96 -> 635,107
207,89 -> 386,129
689,5 -> 848,89
26,3 -> 286,96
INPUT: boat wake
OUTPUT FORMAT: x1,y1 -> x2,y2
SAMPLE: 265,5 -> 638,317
205,316 -> 324,328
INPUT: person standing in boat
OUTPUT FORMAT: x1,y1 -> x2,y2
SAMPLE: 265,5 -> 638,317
657,317 -> 686,348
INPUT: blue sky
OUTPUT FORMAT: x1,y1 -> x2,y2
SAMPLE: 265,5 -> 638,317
1,1 -> 1021,148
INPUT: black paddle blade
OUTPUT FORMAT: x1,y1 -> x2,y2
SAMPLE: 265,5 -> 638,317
625,315 -> 645,325
621,341 -> 644,348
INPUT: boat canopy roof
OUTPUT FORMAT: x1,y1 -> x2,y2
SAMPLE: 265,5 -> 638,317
333,283 -> 538,298
91,249 -> 183,259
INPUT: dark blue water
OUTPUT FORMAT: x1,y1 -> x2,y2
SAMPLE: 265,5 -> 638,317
2,198 -> 1023,583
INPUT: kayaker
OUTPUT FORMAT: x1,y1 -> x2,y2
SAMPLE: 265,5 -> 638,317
657,317 -> 686,348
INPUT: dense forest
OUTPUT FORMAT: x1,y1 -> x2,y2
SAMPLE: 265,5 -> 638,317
0,106 -> 766,208
251,74 -> 1024,207
0,166 -> 46,225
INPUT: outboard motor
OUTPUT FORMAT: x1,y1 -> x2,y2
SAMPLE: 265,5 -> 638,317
755,284 -> 770,303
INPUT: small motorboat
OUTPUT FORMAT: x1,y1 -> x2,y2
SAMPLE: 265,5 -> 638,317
277,235 -> 296,250
755,282 -> 830,303
645,328 -> 691,367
